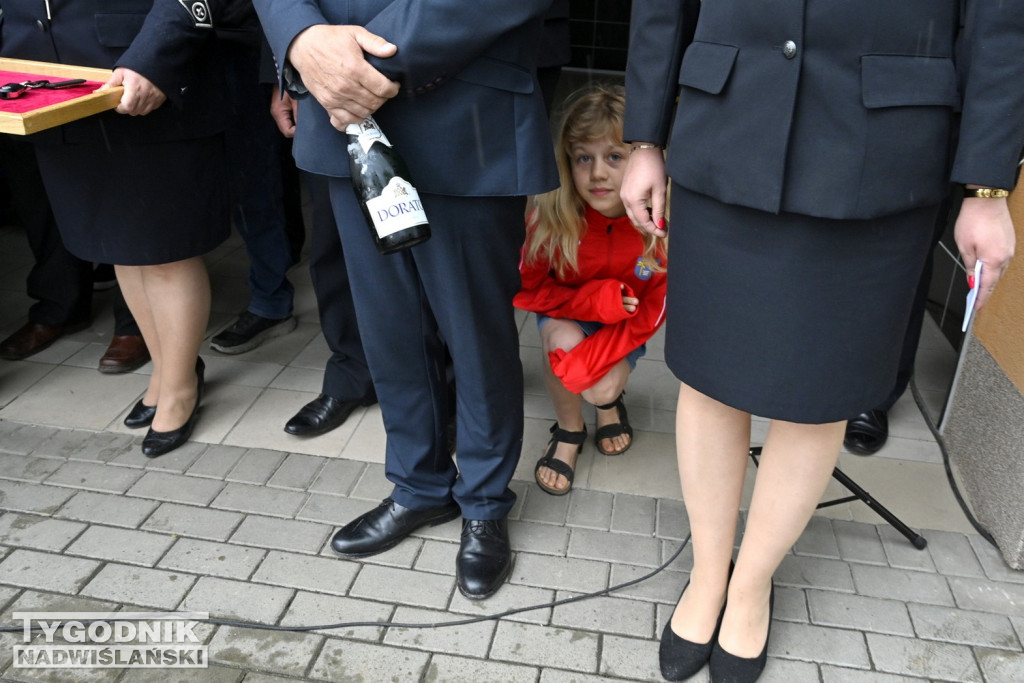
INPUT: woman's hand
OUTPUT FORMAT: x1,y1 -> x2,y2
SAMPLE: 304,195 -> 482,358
955,195 -> 1016,311
101,67 -> 166,116
621,146 -> 668,237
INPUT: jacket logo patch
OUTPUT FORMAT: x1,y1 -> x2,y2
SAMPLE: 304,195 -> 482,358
179,0 -> 213,29
634,257 -> 653,281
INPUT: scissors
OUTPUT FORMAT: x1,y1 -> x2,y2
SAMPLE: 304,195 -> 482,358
0,79 -> 88,100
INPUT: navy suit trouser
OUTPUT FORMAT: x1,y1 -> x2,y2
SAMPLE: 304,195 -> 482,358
327,178 -> 526,520
306,172 -> 375,403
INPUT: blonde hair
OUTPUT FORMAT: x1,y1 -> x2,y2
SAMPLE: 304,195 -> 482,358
525,83 -> 666,278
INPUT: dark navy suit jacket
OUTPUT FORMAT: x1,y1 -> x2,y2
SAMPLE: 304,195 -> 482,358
253,0 -> 558,197
624,0 -> 1024,220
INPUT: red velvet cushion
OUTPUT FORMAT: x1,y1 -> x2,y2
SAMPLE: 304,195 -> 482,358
0,70 -> 104,114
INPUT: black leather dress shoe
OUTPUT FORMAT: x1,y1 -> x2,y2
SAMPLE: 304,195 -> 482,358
284,393 -> 377,437
456,518 -> 512,600
331,497 -> 460,558
141,357 -> 205,457
124,399 -> 157,429
844,409 -> 889,455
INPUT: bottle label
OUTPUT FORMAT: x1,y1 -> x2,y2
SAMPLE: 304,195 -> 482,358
346,117 -> 391,155
366,177 -> 428,238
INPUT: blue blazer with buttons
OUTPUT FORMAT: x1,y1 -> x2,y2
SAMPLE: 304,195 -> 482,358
624,0 -> 1024,220
253,0 -> 558,198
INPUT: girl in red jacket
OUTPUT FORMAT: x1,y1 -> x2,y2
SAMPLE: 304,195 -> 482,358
515,84 -> 668,496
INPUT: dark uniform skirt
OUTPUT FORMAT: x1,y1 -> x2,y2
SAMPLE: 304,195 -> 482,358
34,135 -> 229,266
665,184 -> 938,424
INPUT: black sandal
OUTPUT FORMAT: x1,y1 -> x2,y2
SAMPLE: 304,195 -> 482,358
535,422 -> 587,496
594,392 -> 633,456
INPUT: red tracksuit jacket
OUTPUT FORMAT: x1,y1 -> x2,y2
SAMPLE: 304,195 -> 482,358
514,206 -> 668,393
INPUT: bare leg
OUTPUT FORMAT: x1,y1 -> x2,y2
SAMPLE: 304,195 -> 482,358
115,265 -> 161,406
131,258 -> 210,432
536,320 -> 587,492
669,381 -> 751,643
582,359 -> 632,454
718,418 -> 844,657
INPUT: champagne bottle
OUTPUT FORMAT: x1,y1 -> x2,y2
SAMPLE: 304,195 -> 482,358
345,116 -> 430,254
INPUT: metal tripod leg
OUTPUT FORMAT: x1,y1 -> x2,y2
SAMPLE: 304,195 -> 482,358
749,447 -> 927,550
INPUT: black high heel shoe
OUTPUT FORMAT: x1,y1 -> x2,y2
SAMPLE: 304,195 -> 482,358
709,580 -> 774,683
124,400 -> 156,428
660,561 -> 734,681
141,357 -> 205,457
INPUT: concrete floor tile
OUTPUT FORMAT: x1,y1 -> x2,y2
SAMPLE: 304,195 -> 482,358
0,362 -> 57,412
221,388 -> 359,458
447,581 -> 554,625
587,430 -> 680,500
0,366 -> 149,431
309,639 -> 429,682
335,403 -> 387,464
266,364 -> 323,392
181,576 -> 293,624
201,355 -> 286,390
384,605 -> 496,657
0,513 -> 85,552
0,479 -> 76,515
0,452 -> 65,483
278,591 -> 388,640
427,654 -> 538,683
229,515 -> 331,554
141,502 -> 243,542
975,646 -> 1024,683
866,632 -> 981,681
207,625 -> 323,676
159,538 -> 266,580
908,602 -> 1020,650
599,634 -> 663,681
185,383 -> 262,446
66,525 -> 176,566
251,551 -> 359,596
552,591 -> 655,639
490,621 -> 599,672
81,563 -> 194,610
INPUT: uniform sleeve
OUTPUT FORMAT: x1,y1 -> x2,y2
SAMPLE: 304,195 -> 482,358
362,0 -> 553,93
116,0 -> 239,107
549,271 -> 668,394
514,250 -> 635,325
622,0 -> 700,145
950,0 -> 1024,188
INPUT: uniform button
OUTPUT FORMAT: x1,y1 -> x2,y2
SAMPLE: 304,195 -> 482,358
36,19 -> 48,32
782,40 -> 797,59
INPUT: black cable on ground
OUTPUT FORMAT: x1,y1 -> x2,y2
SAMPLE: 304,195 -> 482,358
0,533 -> 693,634
908,375 -> 997,547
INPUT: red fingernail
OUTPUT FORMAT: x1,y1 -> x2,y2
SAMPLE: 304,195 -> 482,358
968,275 -> 975,289
657,218 -> 665,229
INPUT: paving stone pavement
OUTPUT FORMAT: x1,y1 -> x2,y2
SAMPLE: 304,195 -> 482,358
0,420 -> 1022,682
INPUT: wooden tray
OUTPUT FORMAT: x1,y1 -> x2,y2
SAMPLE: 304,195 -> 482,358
0,57 -> 123,135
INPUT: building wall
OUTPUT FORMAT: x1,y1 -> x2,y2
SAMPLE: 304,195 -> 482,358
568,0 -> 631,72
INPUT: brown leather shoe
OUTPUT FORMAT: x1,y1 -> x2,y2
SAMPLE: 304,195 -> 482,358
0,321 -> 85,360
98,335 -> 151,374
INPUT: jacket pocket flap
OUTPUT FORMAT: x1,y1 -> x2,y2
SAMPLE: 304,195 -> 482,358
679,42 -> 739,95
95,13 -> 147,49
861,55 -> 958,108
454,58 -> 534,94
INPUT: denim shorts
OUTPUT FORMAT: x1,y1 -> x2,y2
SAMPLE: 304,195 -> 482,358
536,314 -> 646,370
